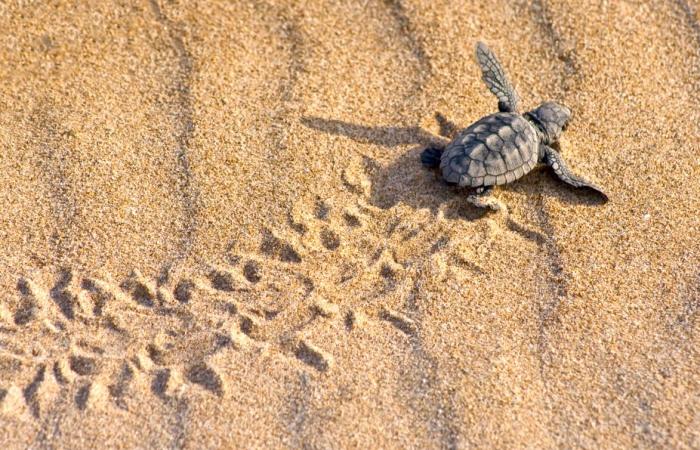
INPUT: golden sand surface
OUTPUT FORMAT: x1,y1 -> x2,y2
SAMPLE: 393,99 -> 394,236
0,0 -> 699,448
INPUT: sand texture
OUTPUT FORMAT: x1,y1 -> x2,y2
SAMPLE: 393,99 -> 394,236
1,0 -> 699,448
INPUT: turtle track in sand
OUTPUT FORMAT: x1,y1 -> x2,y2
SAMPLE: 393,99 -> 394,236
530,0 -> 581,81
256,173 -> 471,448
675,0 -> 700,45
0,213 -> 397,417
513,2 -> 700,447
523,1 -> 586,442
381,0 -> 433,94
258,1 -> 306,164
29,105 -> 80,266
147,0 -> 200,277
0,176 -> 475,444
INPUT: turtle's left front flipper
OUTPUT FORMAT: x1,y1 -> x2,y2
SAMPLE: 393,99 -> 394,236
542,145 -> 608,200
476,42 -> 520,113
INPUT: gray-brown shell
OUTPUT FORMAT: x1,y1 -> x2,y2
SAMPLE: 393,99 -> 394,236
439,113 -> 539,187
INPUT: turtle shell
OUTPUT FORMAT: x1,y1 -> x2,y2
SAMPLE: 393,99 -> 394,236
440,113 -> 539,187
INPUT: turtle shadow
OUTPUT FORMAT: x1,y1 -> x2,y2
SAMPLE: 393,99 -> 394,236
499,166 -> 609,207
541,141 -> 609,205
301,113 -> 487,221
543,175 -> 609,206
362,150 -> 488,221
299,116 -> 443,148
301,113 -> 606,219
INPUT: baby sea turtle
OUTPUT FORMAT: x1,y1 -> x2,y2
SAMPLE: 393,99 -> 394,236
421,42 -> 607,211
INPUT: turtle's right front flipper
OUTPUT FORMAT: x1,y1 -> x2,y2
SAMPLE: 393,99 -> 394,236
542,145 -> 608,200
476,42 -> 520,113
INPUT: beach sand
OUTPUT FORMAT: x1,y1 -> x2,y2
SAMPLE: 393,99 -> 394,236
0,0 -> 699,448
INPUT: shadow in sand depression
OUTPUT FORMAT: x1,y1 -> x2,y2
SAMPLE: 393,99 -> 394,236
301,114 -> 487,221
301,114 -> 606,219
499,141 -> 609,208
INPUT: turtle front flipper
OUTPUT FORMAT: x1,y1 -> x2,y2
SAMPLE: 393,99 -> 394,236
475,42 -> 520,113
542,145 -> 608,200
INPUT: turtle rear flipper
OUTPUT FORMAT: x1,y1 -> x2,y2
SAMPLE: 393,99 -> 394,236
467,186 -> 507,213
421,146 -> 444,168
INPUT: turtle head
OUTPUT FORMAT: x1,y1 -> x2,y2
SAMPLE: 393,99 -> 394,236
525,102 -> 572,145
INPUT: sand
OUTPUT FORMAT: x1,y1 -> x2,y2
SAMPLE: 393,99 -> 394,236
0,0 -> 699,448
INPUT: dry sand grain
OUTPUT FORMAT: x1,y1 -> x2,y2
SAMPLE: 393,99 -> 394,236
0,0 -> 699,448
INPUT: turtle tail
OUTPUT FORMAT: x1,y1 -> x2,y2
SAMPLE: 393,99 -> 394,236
420,146 -> 444,168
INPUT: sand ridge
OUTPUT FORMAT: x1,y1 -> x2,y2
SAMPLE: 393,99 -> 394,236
1,0 -> 699,448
